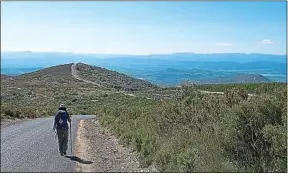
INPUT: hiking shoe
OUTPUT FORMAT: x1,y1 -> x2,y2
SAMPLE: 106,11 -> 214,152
63,151 -> 67,155
60,152 -> 64,156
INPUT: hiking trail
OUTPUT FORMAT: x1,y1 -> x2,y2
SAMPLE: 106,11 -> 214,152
71,63 -> 137,98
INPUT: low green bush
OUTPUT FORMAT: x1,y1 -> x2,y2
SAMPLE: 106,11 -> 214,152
219,95 -> 287,172
98,84 -> 287,172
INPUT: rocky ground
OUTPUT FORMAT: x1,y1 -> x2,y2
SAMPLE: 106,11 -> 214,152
75,118 -> 158,172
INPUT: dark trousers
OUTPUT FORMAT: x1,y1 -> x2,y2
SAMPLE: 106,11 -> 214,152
57,129 -> 68,153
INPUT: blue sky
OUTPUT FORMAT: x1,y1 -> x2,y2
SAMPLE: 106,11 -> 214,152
1,1 -> 287,55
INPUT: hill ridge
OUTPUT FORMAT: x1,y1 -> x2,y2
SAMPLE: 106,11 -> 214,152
1,63 -> 158,91
73,62 -> 158,91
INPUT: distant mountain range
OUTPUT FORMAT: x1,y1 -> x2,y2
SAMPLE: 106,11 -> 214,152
2,51 -> 286,66
1,51 -> 286,85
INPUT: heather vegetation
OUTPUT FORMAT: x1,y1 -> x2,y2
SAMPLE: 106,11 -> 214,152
98,84 -> 287,172
1,64 -> 286,172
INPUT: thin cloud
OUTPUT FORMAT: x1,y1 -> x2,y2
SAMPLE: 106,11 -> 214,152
216,42 -> 234,46
260,39 -> 275,44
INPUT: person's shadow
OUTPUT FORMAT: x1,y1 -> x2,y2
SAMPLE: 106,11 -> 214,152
65,156 -> 93,164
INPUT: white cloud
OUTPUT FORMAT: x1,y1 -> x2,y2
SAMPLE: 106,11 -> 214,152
216,42 -> 234,46
260,39 -> 275,44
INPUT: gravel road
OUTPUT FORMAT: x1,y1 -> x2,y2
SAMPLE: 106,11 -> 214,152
1,115 -> 94,172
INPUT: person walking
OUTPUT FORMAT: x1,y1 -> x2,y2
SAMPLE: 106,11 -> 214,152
53,104 -> 71,156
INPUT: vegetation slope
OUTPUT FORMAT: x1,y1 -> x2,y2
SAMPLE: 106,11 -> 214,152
1,63 -> 286,172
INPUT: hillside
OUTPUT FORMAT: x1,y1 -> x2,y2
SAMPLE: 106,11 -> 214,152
208,73 -> 271,84
14,64 -> 91,88
1,63 -> 159,89
1,74 -> 12,80
1,64 -> 88,88
0,63 -> 159,116
74,63 -> 158,91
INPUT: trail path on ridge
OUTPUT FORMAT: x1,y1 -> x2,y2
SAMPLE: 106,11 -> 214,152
71,63 -> 136,97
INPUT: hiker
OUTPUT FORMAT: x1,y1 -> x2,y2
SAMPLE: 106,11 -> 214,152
53,104 -> 71,156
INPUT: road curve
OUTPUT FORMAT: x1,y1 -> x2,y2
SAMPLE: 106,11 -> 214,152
1,115 -> 95,173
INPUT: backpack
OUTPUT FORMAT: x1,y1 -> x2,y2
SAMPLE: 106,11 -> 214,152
55,110 -> 68,130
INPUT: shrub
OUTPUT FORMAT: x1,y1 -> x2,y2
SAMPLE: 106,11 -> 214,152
4,110 -> 14,117
219,95 -> 286,172
14,111 -> 22,118
224,88 -> 248,107
176,148 -> 200,173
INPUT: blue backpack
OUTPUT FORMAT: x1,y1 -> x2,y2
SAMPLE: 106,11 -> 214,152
55,110 -> 68,130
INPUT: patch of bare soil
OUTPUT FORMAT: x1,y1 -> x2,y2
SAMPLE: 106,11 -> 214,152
75,118 -> 158,172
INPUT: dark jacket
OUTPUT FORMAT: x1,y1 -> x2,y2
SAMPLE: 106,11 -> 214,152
53,107 -> 71,130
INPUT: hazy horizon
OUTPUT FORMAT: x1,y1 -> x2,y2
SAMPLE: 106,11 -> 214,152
1,51 -> 287,56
